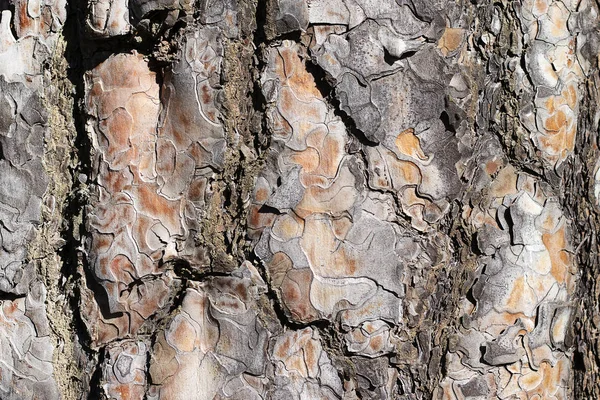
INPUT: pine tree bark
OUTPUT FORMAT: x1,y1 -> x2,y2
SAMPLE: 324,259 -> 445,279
0,0 -> 599,398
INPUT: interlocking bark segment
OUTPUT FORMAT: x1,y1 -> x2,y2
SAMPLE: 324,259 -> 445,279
0,282 -> 59,399
254,42 -> 405,328
82,26 -> 227,345
516,0 -> 584,166
438,147 -> 576,398
101,340 -> 148,399
148,262 -> 279,399
2,0 -> 600,398
0,78 -> 48,295
0,2 -> 67,397
84,52 -> 177,344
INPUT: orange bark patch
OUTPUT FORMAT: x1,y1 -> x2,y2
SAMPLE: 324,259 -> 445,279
301,217 -> 361,277
17,2 -> 34,37
551,310 -> 569,344
533,360 -> 565,396
299,174 -> 329,188
93,233 -> 114,253
547,3 -> 568,36
304,338 -> 319,377
340,248 -> 358,275
100,168 -> 133,194
390,159 -> 421,187
500,311 -> 529,327
281,269 -> 319,322
544,96 -> 557,113
438,28 -> 465,56
543,110 -> 567,133
489,166 -> 518,198
331,216 -> 352,240
201,83 -> 212,105
234,282 -> 247,299
401,187 -> 426,207
134,184 -> 180,231
188,178 -> 207,203
279,88 -> 296,117
101,112 -> 133,163
368,335 -> 384,353
296,182 -> 357,217
274,335 -> 293,359
108,254 -> 135,283
562,83 -> 578,110
519,369 -> 543,391
272,214 -> 304,241
542,225 -> 570,284
155,139 -> 176,177
485,158 -> 503,175
2,301 -> 19,319
505,276 -> 536,315
290,147 -> 320,173
318,134 -> 345,176
248,203 -> 277,230
129,280 -> 170,320
533,0 -> 549,15
114,384 -> 131,399
280,48 -> 321,100
269,252 -> 294,287
395,128 -> 427,160
254,186 -> 270,203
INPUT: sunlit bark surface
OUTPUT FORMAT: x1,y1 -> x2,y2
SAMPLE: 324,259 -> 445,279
1,0 -> 600,398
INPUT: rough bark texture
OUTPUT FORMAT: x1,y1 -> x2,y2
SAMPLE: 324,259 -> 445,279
1,0 -> 600,398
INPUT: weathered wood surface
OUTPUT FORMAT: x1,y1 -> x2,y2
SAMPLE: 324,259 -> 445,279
1,0 -> 600,398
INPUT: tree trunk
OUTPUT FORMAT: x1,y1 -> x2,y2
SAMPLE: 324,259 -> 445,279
1,0 -> 599,398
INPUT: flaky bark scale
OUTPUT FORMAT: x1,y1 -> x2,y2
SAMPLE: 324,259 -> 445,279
1,0 -> 600,398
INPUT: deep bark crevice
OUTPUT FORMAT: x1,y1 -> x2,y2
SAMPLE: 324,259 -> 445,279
565,72 -> 600,397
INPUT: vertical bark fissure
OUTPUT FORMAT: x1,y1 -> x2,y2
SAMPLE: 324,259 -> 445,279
4,0 -> 600,398
566,63 -> 600,397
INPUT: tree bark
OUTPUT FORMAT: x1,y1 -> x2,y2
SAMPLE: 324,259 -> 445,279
0,0 -> 599,398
